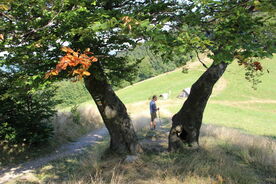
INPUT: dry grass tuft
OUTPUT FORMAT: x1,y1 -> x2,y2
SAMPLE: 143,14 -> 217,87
52,105 -> 103,144
201,124 -> 276,168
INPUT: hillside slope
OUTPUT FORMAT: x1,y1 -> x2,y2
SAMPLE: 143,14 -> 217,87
116,56 -> 276,137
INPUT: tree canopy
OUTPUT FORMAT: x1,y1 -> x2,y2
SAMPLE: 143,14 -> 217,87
1,0 -> 275,151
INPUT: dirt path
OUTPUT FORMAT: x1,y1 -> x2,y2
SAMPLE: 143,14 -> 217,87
0,106 -> 174,184
0,107 -> 171,184
0,128 -> 109,184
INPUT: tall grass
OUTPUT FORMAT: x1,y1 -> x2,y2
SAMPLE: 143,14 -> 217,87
52,105 -> 103,144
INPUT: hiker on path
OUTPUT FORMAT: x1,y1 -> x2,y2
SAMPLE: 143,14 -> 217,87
149,95 -> 159,130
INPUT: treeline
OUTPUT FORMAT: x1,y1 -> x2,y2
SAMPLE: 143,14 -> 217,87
116,45 -> 193,88
54,80 -> 91,107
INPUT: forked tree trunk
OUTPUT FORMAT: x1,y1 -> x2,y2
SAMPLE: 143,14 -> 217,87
84,63 -> 142,154
168,62 -> 228,151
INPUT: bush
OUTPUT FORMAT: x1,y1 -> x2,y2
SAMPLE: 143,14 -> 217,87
0,73 -> 60,146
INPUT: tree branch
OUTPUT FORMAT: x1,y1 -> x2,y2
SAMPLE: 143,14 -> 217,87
195,50 -> 208,69
0,12 -> 15,21
22,1 -> 65,41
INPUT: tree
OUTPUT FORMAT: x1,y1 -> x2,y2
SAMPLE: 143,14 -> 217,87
1,0 -> 181,154
167,0 -> 276,151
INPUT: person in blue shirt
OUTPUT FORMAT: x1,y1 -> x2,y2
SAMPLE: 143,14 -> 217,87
149,95 -> 159,130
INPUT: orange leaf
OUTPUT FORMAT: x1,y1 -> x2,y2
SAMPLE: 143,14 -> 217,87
61,47 -> 74,53
44,72 -> 51,79
68,62 -> 78,67
80,61 -> 91,67
83,71 -> 91,76
60,56 -> 70,63
91,57 -> 98,62
46,47 -> 99,81
79,54 -> 87,58
0,34 -> 4,40
73,69 -> 83,75
51,70 -> 59,75
60,63 -> 68,70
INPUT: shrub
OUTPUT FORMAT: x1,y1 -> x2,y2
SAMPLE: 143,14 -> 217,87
0,73 -> 60,146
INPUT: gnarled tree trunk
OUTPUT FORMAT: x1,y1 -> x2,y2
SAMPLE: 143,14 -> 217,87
84,62 -> 142,154
168,62 -> 228,151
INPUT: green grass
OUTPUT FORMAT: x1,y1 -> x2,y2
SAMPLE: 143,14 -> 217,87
115,57 -> 276,104
116,68 -> 204,104
167,103 -> 276,137
205,103 -> 276,137
116,56 -> 276,137
211,57 -> 276,101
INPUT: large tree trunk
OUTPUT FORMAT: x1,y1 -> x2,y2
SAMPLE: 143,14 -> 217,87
168,62 -> 228,151
84,62 -> 142,154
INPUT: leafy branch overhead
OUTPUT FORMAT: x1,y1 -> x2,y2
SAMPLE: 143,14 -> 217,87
45,47 -> 98,80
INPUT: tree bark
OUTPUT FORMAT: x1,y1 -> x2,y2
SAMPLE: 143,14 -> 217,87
168,61 -> 228,151
84,62 -> 142,154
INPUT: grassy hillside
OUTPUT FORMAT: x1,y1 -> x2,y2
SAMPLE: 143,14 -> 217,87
116,68 -> 204,104
115,56 -> 276,137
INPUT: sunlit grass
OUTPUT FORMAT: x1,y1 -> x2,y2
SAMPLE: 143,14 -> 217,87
116,68 -> 204,104
116,55 -> 276,137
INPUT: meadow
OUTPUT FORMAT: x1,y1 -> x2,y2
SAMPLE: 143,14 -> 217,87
116,56 -> 276,137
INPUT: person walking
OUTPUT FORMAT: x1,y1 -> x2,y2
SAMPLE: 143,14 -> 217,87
149,95 -> 159,130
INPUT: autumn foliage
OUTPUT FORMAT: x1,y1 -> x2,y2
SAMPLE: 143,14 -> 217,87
236,54 -> 263,72
45,47 -> 98,80
238,60 -> 263,71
